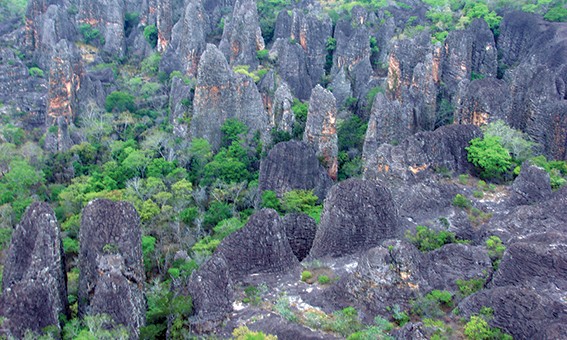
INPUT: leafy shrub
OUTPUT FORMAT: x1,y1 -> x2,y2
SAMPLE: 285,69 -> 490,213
529,155 -> 567,189
291,99 -> 308,138
473,190 -> 484,199
318,275 -> 331,284
179,207 -> 198,226
456,277 -> 485,297
486,236 -> 505,269
483,120 -> 534,163
389,304 -> 409,326
406,225 -> 457,252
63,237 -> 79,255
329,307 -> 363,337
260,190 -> 281,212
257,49 -> 269,60
202,202 -> 232,231
79,23 -> 104,45
458,174 -> 470,185
233,326 -> 277,340
105,91 -> 135,112
221,118 -> 248,147
301,270 -> 313,282
347,316 -> 393,340
274,295 -> 298,322
466,136 -> 512,179
28,67 -> 44,78
427,289 -> 453,306
143,24 -> 158,48
453,194 -> 471,208
141,52 -> 162,75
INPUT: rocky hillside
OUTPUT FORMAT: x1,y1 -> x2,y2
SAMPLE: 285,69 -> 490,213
0,0 -> 566,339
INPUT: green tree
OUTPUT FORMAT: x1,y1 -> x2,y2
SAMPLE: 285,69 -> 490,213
466,136 -> 512,179
105,91 -> 136,113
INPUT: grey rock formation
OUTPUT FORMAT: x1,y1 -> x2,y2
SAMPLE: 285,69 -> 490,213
271,7 -> 332,100
258,140 -> 333,202
156,0 -> 172,52
0,203 -> 67,338
282,213 -> 317,262
511,161 -> 552,206
531,100 -> 567,161
324,240 -> 426,314
161,0 -> 208,76
248,313 -> 338,339
303,85 -> 338,180
190,44 -> 268,151
454,78 -> 511,125
169,76 -> 193,138
79,199 -> 145,338
77,0 -> 126,58
310,179 -> 399,258
393,322 -> 428,340
186,255 -> 233,332
214,209 -> 300,280
219,0 -> 264,69
426,244 -> 492,292
270,81 -> 295,134
363,124 -> 481,184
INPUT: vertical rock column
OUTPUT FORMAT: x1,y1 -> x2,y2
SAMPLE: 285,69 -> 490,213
303,85 -> 338,180
0,203 -> 68,338
78,199 -> 145,338
157,0 -> 172,52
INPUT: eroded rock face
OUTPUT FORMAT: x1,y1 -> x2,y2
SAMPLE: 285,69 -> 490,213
0,203 -> 68,338
363,124 -> 481,184
219,0 -> 264,69
169,76 -> 193,138
310,179 -> 399,258
161,0 -> 208,76
303,85 -> 338,180
271,7 -> 332,100
77,0 -> 126,58
78,199 -> 145,338
258,140 -> 333,202
270,81 -> 295,134
511,161 -> 552,206
455,78 -> 511,125
282,213 -> 317,262
186,255 -> 233,333
215,209 -> 300,280
190,44 -> 268,151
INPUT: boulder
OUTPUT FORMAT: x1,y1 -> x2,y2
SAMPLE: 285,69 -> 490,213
282,213 -> 317,262
215,209 -> 300,280
258,140 -> 333,202
219,0 -> 264,69
511,161 -> 552,205
190,44 -> 268,151
310,179 -> 400,258
78,199 -> 145,338
0,203 -> 68,338
303,85 -> 338,180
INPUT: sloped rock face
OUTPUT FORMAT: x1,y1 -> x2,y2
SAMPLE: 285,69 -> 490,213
454,78 -> 511,125
79,199 -> 145,338
169,76 -> 193,138
488,187 -> 567,241
0,203 -> 67,338
303,85 -> 338,180
160,0 -> 208,76
156,0 -> 172,52
190,44 -> 268,151
186,255 -> 233,333
215,209 -> 300,280
364,93 -> 410,146
258,141 -> 333,202
363,124 -> 481,184
271,7 -> 332,100
511,161 -> 552,206
219,0 -> 264,69
310,179 -> 399,258
77,0 -> 126,58
531,100 -> 567,161
459,232 -> 567,340
282,213 -> 317,262
426,244 -> 492,292
325,240 -> 426,314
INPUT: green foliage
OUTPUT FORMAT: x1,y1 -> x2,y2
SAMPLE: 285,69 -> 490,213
202,201 -> 232,231
261,190 -> 281,212
365,86 -> 384,110
141,53 -> 162,76
1,124 -> 25,146
456,277 -> 485,297
464,315 -> 492,340
529,155 -> 567,189
0,0 -> 28,21
0,227 -> 13,252
274,295 -> 298,322
453,194 -> 472,209
232,326 -> 277,340
105,91 -> 135,113
281,189 -> 320,217
233,65 -> 262,82
325,37 -> 337,52
347,316 -> 394,340
63,237 -> 79,255
221,118 -> 248,147
427,290 -> 453,306
483,120 -> 534,163
301,270 -> 313,282
318,275 -> 331,284
28,67 -> 44,78
63,313 -> 129,339
142,281 -> 192,339
257,0 -> 291,44
389,304 -> 410,326
179,207 -> 198,226
486,235 -> 505,269
544,6 -> 567,21
338,116 -> 368,152
329,307 -> 364,337
143,24 -> 158,48
256,49 -> 269,60
405,225 -> 457,252
141,235 -> 156,273
466,136 -> 512,179
79,23 -> 104,45
291,99 -> 308,139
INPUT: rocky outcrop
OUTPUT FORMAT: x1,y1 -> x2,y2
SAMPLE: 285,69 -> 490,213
186,255 -> 233,332
531,100 -> 567,161
160,0 -> 208,76
258,140 -> 333,202
77,0 -> 126,58
169,76 -> 193,138
271,7 -> 332,100
511,161 -> 552,206
190,44 -> 268,151
282,213 -> 317,262
0,203 -> 67,338
79,199 -> 145,338
156,0 -> 172,52
363,124 -> 481,184
219,0 -> 264,69
248,313 -> 339,339
270,81 -> 295,133
310,179 -> 399,258
214,209 -> 300,280
303,85 -> 338,180
454,78 -> 511,125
